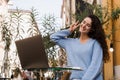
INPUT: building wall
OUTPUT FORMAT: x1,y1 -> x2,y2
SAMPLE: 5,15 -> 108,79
112,0 -> 120,79
0,0 -> 39,77
102,0 -> 120,79
102,0 -> 114,80
112,0 -> 120,66
61,0 -> 76,28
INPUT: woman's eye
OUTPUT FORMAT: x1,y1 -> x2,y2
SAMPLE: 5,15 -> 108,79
87,25 -> 91,27
83,21 -> 86,24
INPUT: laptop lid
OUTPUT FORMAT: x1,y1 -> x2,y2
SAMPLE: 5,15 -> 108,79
15,35 -> 49,70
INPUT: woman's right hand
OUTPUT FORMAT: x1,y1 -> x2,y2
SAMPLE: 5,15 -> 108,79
69,21 -> 80,32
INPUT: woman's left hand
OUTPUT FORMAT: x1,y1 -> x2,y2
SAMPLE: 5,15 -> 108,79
69,21 -> 80,32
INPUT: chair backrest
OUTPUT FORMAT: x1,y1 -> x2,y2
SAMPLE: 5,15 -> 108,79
15,35 -> 49,70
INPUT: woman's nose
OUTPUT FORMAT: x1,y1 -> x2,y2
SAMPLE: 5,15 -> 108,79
82,24 -> 86,28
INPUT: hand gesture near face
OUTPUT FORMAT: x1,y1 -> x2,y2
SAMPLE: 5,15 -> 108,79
69,21 -> 80,32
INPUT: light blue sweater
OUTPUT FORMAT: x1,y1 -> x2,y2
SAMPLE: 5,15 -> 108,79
50,29 -> 103,80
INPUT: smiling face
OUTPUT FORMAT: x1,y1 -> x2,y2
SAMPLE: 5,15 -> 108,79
79,17 -> 92,34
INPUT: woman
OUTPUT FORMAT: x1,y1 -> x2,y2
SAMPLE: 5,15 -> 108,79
50,15 -> 110,80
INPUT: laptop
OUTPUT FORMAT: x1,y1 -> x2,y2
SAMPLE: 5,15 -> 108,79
15,35 -> 49,70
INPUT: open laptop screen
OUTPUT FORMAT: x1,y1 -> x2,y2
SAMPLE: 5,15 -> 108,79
15,35 -> 49,70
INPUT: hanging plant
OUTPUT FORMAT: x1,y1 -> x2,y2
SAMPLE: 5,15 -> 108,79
111,7 -> 120,20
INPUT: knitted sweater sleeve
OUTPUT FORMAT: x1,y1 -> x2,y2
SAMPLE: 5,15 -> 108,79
82,41 -> 103,80
50,29 -> 71,48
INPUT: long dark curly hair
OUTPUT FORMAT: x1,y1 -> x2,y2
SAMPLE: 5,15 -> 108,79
87,15 -> 110,62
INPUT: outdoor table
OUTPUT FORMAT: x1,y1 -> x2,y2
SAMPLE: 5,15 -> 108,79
26,66 -> 83,80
